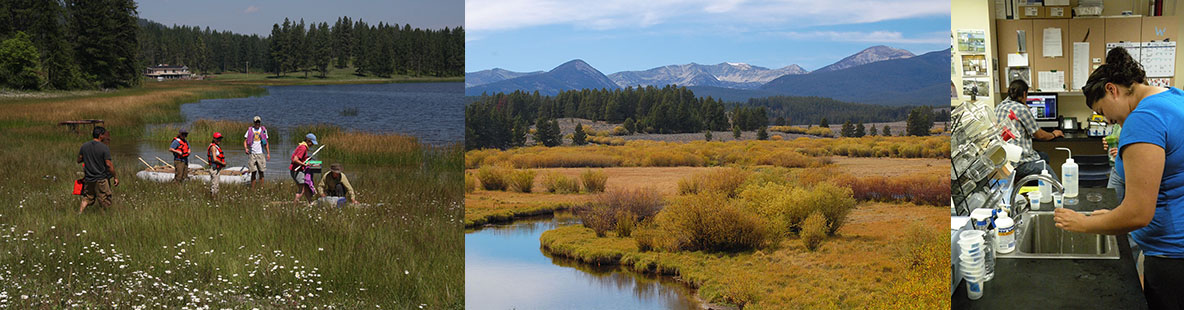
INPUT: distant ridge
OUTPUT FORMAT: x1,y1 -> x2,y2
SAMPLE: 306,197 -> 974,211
465,68 -> 544,88
465,59 -> 619,96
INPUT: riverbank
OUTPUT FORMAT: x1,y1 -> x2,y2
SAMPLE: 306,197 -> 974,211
464,191 -> 582,228
539,202 -> 949,309
0,78 -> 464,308
463,152 -> 949,309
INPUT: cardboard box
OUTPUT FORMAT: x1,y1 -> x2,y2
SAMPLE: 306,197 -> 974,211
1019,5 -> 1045,18
1045,6 -> 1071,18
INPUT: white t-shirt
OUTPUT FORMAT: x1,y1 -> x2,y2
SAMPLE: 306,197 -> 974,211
245,126 -> 267,154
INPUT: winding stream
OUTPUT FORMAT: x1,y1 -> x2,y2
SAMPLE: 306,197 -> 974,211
465,215 -> 702,309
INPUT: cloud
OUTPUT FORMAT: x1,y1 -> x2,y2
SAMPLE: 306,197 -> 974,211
243,5 -> 259,14
770,30 -> 948,44
466,0 -> 948,32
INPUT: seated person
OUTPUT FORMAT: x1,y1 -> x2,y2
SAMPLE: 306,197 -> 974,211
318,163 -> 358,204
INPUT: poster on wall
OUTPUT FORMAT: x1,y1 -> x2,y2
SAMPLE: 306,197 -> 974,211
962,77 -> 990,96
957,29 -> 986,53
1007,67 -> 1031,88
962,55 -> 988,76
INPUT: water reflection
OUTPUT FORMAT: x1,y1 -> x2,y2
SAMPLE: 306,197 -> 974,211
465,216 -> 701,310
180,82 -> 463,145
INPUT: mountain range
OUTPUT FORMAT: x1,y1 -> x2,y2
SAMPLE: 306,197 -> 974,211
607,62 -> 808,89
464,68 -> 545,88
810,45 -> 914,73
466,59 -> 618,96
464,45 -> 948,106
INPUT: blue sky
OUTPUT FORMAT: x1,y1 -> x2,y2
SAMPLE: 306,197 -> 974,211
466,0 -> 950,74
137,0 -> 463,36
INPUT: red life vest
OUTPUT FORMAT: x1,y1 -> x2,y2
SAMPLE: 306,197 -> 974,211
208,143 -> 225,169
173,137 -> 189,158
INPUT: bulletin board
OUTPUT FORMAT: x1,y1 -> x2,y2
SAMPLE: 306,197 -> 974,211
1141,16 -> 1178,42
1069,18 -> 1105,91
1104,17 -> 1141,47
996,19 -> 1034,92
1141,16 -> 1178,84
1033,19 -> 1070,91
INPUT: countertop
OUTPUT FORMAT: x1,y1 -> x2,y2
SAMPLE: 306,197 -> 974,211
1047,131 -> 1105,142
952,187 -> 1147,309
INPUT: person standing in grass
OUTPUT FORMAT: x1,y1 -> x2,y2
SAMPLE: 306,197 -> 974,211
243,116 -> 269,189
169,129 -> 190,183
207,132 -> 226,196
77,126 -> 118,213
291,133 -> 317,202
318,163 -> 358,204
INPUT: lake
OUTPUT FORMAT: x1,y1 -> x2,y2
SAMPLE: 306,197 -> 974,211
129,82 -> 461,181
465,216 -> 701,310
181,82 -> 463,145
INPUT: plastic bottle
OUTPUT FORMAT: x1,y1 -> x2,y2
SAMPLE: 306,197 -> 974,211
995,215 -> 1016,254
970,212 -> 996,282
1039,168 -> 1053,203
1058,147 -> 1079,199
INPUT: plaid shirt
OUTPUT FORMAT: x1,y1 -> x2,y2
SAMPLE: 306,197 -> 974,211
995,98 -> 1041,164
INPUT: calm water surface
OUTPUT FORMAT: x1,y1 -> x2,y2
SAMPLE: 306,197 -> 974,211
129,82 -> 461,181
181,82 -> 463,145
465,216 -> 701,310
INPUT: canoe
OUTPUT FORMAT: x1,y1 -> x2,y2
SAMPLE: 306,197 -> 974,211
135,164 -> 252,184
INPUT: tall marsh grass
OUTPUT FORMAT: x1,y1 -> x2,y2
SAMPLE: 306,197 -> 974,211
580,169 -> 608,193
148,119 -> 253,146
508,169 -> 537,193
655,193 -> 770,252
465,136 -> 947,169
677,167 -> 750,197
540,172 -> 580,194
290,123 -> 424,167
0,81 -> 463,308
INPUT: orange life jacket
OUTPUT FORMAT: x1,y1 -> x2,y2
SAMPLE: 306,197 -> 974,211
208,142 -> 225,169
173,137 -> 189,158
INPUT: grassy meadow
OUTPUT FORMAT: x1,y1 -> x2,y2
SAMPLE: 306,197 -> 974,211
464,139 -> 950,309
0,80 -> 463,308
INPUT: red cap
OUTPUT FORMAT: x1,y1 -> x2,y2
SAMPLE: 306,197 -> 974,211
213,132 -> 223,139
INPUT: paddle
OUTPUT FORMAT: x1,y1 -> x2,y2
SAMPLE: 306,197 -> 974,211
137,157 -> 154,170
154,157 -> 175,169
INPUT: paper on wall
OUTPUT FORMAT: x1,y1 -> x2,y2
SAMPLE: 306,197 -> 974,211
1038,71 -> 1065,91
1007,53 -> 1029,66
1106,42 -> 1142,63
1141,41 -> 1176,78
1043,28 -> 1063,57
1072,42 -> 1090,90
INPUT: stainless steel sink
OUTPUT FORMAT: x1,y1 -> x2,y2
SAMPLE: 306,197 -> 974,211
997,211 -> 1121,260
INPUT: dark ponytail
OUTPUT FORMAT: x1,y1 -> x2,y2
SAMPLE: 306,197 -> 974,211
1083,47 -> 1146,108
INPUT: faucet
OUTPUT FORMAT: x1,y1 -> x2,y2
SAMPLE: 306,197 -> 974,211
1009,173 -> 1064,219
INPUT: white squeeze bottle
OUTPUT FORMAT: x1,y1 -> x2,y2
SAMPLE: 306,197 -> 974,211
1057,147 -> 1079,198
1039,168 -> 1053,203
995,212 -> 1016,254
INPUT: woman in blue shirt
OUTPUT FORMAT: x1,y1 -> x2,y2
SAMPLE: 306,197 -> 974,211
1054,47 -> 1184,309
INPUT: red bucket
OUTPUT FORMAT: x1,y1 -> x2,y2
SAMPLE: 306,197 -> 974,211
73,179 -> 84,195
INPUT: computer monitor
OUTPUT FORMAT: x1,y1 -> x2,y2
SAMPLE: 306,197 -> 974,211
1026,93 -> 1058,121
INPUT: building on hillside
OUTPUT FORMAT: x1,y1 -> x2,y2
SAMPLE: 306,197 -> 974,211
145,64 -> 192,80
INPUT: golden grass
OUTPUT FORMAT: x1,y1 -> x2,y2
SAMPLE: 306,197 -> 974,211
463,190 -> 587,227
149,119 -> 253,146
580,169 -> 608,193
466,136 -> 947,169
539,202 -> 949,309
540,172 -> 580,194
